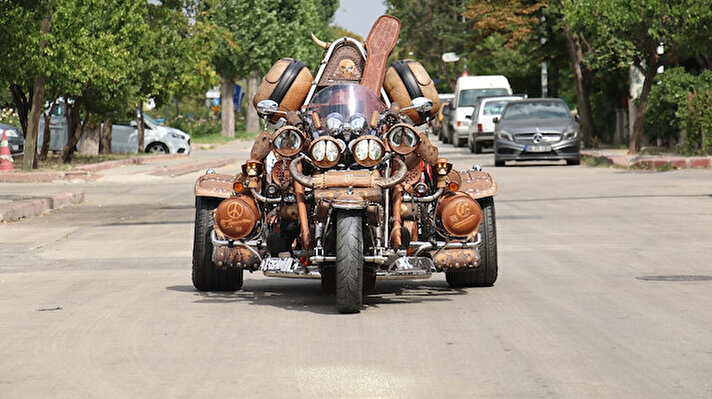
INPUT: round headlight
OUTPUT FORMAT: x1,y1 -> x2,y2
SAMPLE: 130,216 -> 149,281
349,113 -> 368,133
354,139 -> 369,161
272,127 -> 304,158
312,140 -> 326,161
387,123 -> 420,155
326,113 -> 343,134
309,136 -> 342,168
326,141 -> 339,162
368,139 -> 382,160
351,136 -> 385,167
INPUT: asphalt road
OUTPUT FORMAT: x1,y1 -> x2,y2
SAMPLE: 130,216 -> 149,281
1,140 -> 711,398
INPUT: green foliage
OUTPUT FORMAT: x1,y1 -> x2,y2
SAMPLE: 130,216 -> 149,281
206,0 -> 328,79
684,86 -> 712,154
645,67 -> 700,144
387,0 -> 469,92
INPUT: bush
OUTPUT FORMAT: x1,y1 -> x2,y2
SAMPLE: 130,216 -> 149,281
646,67 -> 712,148
684,88 -> 712,154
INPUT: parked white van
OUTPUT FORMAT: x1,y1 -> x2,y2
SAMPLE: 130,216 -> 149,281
444,75 -> 512,147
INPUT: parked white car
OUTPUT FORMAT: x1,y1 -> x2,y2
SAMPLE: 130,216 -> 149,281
467,96 -> 524,153
38,104 -> 190,154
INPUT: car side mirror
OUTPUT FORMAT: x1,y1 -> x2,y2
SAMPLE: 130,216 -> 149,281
574,114 -> 580,122
130,120 -> 137,127
493,117 -> 499,124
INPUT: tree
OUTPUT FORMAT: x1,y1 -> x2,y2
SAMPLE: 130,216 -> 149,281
563,0 -> 712,153
387,0 -> 469,92
204,0 -> 329,135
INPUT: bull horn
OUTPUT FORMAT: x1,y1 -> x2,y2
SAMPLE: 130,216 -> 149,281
310,32 -> 329,49
289,155 -> 315,188
376,158 -> 408,188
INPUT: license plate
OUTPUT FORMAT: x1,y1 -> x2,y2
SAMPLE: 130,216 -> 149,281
11,145 -> 19,151
525,145 -> 551,152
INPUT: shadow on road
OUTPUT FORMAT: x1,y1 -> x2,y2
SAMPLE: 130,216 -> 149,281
166,279 -> 470,314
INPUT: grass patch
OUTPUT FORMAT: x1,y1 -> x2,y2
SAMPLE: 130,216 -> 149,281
656,162 -> 677,172
191,129 -> 258,145
582,154 -> 616,168
13,152 -> 152,171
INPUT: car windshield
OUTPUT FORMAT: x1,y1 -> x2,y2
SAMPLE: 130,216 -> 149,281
482,100 -> 511,116
143,114 -> 160,128
307,84 -> 385,123
502,101 -> 570,121
459,88 -> 509,107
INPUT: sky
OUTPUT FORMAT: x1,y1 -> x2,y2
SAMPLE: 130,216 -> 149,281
332,0 -> 388,39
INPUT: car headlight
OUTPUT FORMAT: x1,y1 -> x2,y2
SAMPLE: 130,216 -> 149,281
272,126 -> 304,158
350,135 -> 385,167
563,129 -> 578,140
387,123 -> 420,155
309,136 -> 343,168
169,132 -> 185,140
498,131 -> 514,141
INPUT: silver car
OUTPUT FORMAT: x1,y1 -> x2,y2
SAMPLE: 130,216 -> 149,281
38,103 -> 190,154
493,98 -> 581,166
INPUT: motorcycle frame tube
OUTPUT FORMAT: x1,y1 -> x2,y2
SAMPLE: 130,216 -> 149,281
293,162 -> 311,250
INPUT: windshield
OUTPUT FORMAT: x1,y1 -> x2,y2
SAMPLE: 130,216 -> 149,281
308,84 -> 385,124
482,100 -> 511,116
502,101 -> 571,121
459,88 -> 509,107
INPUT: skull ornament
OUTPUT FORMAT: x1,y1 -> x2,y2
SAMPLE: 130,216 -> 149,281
336,59 -> 359,79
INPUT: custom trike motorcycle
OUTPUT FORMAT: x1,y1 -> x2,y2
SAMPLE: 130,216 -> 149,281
192,16 -> 499,313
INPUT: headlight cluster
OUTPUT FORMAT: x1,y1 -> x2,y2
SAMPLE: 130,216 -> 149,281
272,126 -> 304,157
387,123 -> 420,155
351,136 -> 385,167
563,129 -> 578,140
309,136 -> 344,168
498,131 -> 514,141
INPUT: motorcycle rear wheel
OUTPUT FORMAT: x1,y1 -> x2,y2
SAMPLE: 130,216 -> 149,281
335,211 -> 363,313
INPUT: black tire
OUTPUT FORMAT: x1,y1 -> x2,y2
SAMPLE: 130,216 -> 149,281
567,158 -> 581,165
335,211 -> 363,313
446,196 -> 498,287
146,142 -> 169,154
494,159 -> 505,167
192,196 -> 243,291
474,140 -> 483,154
456,137 -> 466,147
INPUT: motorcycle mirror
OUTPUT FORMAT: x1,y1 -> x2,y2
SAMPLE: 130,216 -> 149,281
256,100 -> 280,115
410,97 -> 433,113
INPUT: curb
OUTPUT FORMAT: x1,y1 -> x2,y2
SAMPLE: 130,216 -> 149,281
0,190 -> 84,222
581,151 -> 712,170
146,157 -> 238,177
0,153 -> 190,183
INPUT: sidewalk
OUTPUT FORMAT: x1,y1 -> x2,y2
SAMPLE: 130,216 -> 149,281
581,148 -> 712,170
0,139 -> 252,222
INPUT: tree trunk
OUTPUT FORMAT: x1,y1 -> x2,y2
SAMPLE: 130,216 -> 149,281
39,96 -> 59,161
137,105 -> 145,153
24,75 -> 46,170
565,31 -> 595,148
100,116 -> 112,154
629,57 -> 660,154
245,70 -> 260,134
220,76 -> 235,137
9,84 -> 31,137
60,98 -> 83,163
79,119 -> 100,155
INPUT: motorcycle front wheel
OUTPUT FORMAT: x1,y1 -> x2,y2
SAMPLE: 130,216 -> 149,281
335,210 -> 363,313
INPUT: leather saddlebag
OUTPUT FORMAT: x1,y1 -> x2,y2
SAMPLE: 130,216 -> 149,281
383,60 -> 440,125
254,58 -> 313,120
